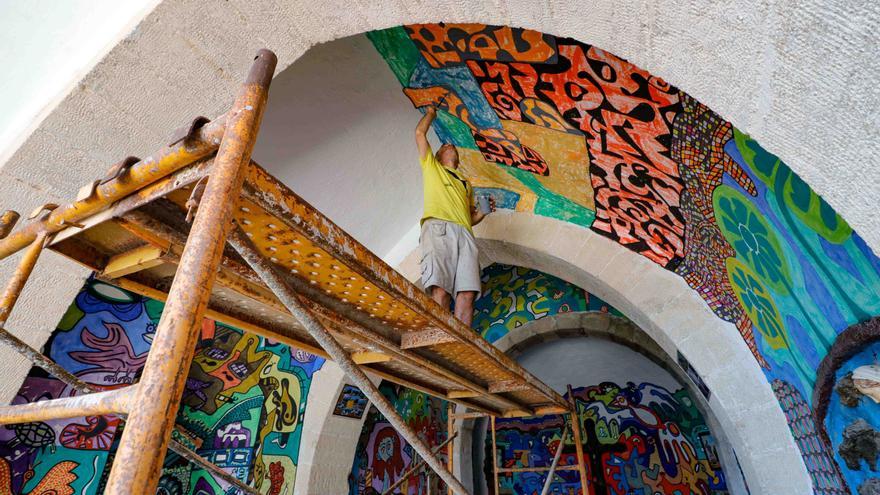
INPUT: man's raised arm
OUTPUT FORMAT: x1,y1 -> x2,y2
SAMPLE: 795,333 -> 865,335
415,106 -> 436,161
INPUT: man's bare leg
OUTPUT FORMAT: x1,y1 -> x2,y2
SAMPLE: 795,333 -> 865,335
454,291 -> 477,327
430,286 -> 452,310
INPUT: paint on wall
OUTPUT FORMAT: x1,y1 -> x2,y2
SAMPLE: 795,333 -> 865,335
0,277 -> 323,494
473,264 -> 620,343
490,383 -> 727,495
773,379 -> 849,494
334,385 -> 369,419
825,341 -> 880,491
367,24 -> 880,489
349,382 -> 448,494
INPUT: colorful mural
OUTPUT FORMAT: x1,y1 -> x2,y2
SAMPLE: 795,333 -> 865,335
334,385 -> 369,419
368,23 -> 880,491
825,341 -> 880,492
349,382 -> 448,495
490,383 -> 727,495
0,277 -> 323,495
773,379 -> 849,494
473,264 -> 620,343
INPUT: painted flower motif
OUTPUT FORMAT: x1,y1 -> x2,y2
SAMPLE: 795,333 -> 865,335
733,128 -> 852,243
726,257 -> 788,351
714,185 -> 790,295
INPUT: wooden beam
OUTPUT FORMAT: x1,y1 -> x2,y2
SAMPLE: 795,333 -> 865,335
109,276 -> 329,359
400,327 -> 457,349
502,409 -> 533,418
489,379 -> 531,394
534,405 -> 570,416
102,244 -> 166,279
447,389 -> 481,399
450,411 -> 490,420
351,350 -> 391,364
361,366 -> 498,416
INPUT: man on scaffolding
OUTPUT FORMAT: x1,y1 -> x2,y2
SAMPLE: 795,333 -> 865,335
415,103 -> 494,327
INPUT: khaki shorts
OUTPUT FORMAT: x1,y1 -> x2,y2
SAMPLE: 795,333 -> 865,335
419,219 -> 481,297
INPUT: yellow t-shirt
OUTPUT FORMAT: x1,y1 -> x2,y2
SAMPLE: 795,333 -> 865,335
420,146 -> 473,233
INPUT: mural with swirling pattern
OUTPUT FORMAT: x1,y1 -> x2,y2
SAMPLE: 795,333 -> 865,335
0,277 -> 323,494
492,383 -> 727,495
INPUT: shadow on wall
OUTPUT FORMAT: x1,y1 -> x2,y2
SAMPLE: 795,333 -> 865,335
366,23 -> 880,493
0,277 -> 324,494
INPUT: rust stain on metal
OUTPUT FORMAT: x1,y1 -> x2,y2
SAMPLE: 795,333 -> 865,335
0,232 -> 48,326
0,115 -> 228,260
228,226 -> 470,495
103,49 -> 277,495
0,211 -> 20,239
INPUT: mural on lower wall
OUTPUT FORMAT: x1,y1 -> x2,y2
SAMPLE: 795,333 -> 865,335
368,23 -> 880,491
489,383 -> 727,495
473,264 -> 620,343
349,382 -> 448,495
0,277 -> 323,495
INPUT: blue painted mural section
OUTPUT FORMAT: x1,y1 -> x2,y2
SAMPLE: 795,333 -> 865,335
826,341 -> 880,491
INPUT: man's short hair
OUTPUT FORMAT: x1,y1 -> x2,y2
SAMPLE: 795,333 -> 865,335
435,143 -> 455,161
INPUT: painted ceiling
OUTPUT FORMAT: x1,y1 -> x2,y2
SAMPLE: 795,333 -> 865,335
368,23 -> 880,493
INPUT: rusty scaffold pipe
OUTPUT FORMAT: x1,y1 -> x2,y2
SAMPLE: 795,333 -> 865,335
227,225 -> 472,495
104,49 -> 277,495
0,387 -> 134,425
0,232 -> 48,326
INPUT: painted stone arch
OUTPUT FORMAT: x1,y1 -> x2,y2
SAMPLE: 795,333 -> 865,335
344,264 -> 743,494
464,264 -> 743,495
367,22 -> 879,494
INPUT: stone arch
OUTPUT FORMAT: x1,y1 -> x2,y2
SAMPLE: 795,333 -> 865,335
299,211 -> 810,494
0,6 -> 874,495
452,310 -> 750,494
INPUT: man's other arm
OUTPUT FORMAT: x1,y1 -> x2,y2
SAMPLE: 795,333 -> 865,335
415,106 -> 437,161
471,194 -> 495,226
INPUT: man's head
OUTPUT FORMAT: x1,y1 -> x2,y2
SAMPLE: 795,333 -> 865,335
435,143 -> 460,169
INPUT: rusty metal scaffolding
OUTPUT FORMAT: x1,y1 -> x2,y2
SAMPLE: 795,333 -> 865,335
0,48 -> 575,494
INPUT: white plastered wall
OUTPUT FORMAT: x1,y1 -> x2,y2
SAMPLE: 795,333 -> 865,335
299,211 -> 809,494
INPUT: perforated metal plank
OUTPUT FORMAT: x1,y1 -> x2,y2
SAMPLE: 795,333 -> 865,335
45,158 -> 568,416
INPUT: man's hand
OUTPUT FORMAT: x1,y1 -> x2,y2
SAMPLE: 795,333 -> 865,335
471,197 -> 496,226
416,105 -> 438,160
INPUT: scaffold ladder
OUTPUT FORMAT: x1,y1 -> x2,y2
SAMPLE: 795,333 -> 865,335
489,385 -> 590,495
